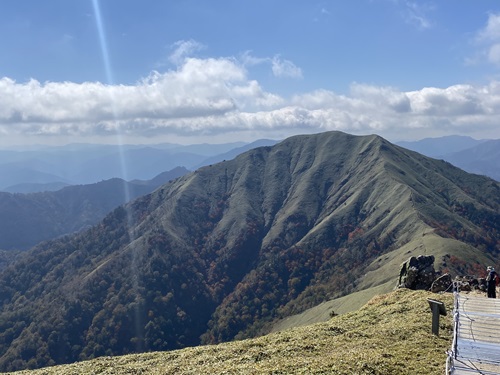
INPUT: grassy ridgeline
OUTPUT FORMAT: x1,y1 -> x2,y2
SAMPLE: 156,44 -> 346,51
10,289 -> 454,375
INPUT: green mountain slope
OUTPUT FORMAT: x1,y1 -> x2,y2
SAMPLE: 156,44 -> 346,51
0,131 -> 497,371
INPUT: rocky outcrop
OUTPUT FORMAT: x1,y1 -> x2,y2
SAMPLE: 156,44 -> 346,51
398,255 -> 436,290
431,273 -> 452,293
454,275 -> 486,292
397,255 -> 492,295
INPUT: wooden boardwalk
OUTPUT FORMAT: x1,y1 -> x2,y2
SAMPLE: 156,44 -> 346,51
448,293 -> 500,374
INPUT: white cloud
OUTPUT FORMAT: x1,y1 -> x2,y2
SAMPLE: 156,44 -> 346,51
403,1 -> 433,30
241,51 -> 303,79
168,39 -> 206,65
0,56 -> 286,139
271,56 -> 303,79
487,43 -> 500,65
477,13 -> 500,42
469,13 -> 500,67
240,51 -> 268,66
290,82 -> 500,139
1,51 -> 500,144
388,0 -> 434,30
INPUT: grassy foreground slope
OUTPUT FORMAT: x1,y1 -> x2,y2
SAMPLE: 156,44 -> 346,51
10,289 -> 454,375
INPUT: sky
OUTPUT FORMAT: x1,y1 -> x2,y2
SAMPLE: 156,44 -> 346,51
1,0 -> 500,147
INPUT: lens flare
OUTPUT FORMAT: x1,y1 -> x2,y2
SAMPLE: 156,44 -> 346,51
92,0 -> 114,85
91,0 -> 130,194
92,0 -> 143,350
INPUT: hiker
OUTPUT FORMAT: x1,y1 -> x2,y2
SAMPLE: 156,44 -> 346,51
486,266 -> 499,298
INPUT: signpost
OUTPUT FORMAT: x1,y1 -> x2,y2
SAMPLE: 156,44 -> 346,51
427,298 -> 447,336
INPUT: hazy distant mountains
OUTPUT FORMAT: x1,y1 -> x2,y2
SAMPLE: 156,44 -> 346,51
443,139 -> 500,181
0,139 -> 277,250
0,131 -> 498,371
0,167 -> 188,250
0,135 -> 496,195
397,135 -> 500,181
0,140 -> 278,193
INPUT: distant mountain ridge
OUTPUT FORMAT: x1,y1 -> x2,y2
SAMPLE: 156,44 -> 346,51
0,141 -> 261,191
0,167 -> 188,251
396,135 -> 499,181
396,135 -> 488,157
193,139 -> 278,169
3,181 -> 70,194
0,131 -> 498,371
2,135 -> 495,192
444,139 -> 500,181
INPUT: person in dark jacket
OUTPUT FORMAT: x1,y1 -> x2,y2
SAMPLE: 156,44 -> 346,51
486,266 -> 498,298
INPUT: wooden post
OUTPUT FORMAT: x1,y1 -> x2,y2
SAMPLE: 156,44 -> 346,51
427,298 -> 447,336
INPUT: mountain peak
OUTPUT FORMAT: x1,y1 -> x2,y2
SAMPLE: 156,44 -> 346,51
0,131 -> 498,371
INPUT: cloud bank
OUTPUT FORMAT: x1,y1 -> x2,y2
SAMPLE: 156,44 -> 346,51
1,40 -> 500,144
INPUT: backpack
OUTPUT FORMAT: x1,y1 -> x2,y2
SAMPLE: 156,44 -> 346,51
487,271 -> 497,283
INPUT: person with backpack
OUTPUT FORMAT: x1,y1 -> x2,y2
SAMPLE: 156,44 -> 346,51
486,266 -> 499,298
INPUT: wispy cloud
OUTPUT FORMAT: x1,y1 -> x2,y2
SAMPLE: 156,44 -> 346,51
472,13 -> 500,66
392,0 -> 434,30
168,39 -> 206,65
241,51 -> 303,79
271,56 -> 303,79
240,51 -> 268,66
477,12 -> 500,42
405,2 -> 433,29
312,4 -> 330,23
320,7 -> 330,15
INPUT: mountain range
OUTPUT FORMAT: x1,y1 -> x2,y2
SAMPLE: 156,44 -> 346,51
0,131 -> 498,371
396,135 -> 500,181
0,167 -> 188,251
1,135 -> 498,195
0,140 -> 278,193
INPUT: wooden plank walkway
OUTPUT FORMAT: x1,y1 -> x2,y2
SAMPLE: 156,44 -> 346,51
448,293 -> 500,374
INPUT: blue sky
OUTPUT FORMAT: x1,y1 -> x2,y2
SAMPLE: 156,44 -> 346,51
1,0 -> 500,146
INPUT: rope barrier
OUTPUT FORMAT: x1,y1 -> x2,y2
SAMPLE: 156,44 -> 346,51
447,286 -> 500,375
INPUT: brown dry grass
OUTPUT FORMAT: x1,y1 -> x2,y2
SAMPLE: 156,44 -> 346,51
8,289 -> 454,375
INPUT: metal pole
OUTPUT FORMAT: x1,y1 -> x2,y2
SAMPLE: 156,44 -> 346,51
431,303 -> 440,336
